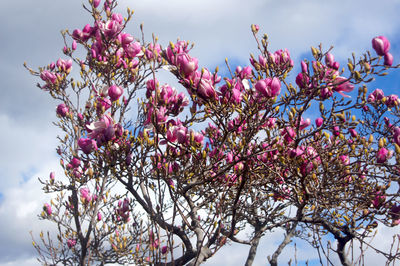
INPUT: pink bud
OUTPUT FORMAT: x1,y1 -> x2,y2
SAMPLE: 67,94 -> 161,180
325,53 -> 335,67
384,52 -> 393,66
270,77 -> 281,97
295,73 -> 309,89
43,203 -> 52,215
377,147 -> 388,163
77,113 -> 84,121
161,246 -> 168,254
78,138 -> 98,154
349,128 -> 358,138
372,36 -> 391,56
93,0 -> 101,8
108,85 -> 124,101
50,172 -> 55,181
300,117 -> 311,130
315,118 -> 323,127
301,61 -> 308,73
386,94 -> 399,108
67,239 -> 77,248
72,40 -> 77,50
56,104 -> 69,117
333,126 -> 340,136
97,212 -> 102,221
333,77 -> 354,97
70,157 -> 81,168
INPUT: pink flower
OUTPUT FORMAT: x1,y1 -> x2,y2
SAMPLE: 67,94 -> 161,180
49,172 -> 55,181
339,154 -> 350,165
80,187 -> 92,203
43,203 -> 52,215
78,138 -> 98,154
161,245 -> 168,254
377,147 -> 388,163
386,94 -> 399,108
255,77 -> 281,98
97,212 -> 102,221
368,89 -> 384,103
40,70 -> 57,84
176,53 -> 198,78
93,0 -> 101,8
67,239 -> 77,248
72,40 -> 77,50
315,118 -> 323,127
393,127 -> 400,146
333,126 -> 340,136
333,77 -> 354,97
301,61 -> 308,73
56,58 -> 72,73
56,104 -> 69,117
372,36 -> 391,56
325,53 -> 334,65
70,157 -> 81,168
281,127 -> 295,143
125,42 -> 142,58
372,191 -> 386,208
197,78 -> 217,100
349,128 -> 358,138
87,114 -> 114,139
384,53 -> 394,66
237,66 -> 253,79
299,117 -> 311,130
295,73 -> 309,89
108,85 -> 124,101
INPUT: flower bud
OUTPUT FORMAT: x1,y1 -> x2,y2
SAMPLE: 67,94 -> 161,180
108,85 -> 124,101
384,52 -> 393,66
315,118 -> 323,127
56,104 -> 69,117
93,0 -> 101,8
43,203 -> 52,215
372,36 -> 390,56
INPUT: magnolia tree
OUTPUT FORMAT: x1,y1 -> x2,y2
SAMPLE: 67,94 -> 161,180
26,0 -> 400,265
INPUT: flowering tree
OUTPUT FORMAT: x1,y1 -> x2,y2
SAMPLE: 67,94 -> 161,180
26,0 -> 400,265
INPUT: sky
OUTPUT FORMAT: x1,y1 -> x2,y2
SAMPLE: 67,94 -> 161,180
1,0 -> 400,265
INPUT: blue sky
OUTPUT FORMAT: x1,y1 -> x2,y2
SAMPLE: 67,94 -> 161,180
1,0 -> 400,265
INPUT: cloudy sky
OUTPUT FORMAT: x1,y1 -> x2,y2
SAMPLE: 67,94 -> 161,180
1,0 -> 400,265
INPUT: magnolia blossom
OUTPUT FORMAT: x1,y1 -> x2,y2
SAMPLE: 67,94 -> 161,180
368,89 -> 385,103
299,117 -> 311,130
281,127 -> 295,143
332,77 -> 354,97
40,70 -> 57,84
70,157 -> 81,169
56,104 -> 69,117
78,138 -> 98,154
295,72 -> 310,89
176,53 -> 198,78
67,239 -> 77,248
255,77 -> 281,98
56,58 -> 72,73
376,147 -> 389,163
43,203 -> 52,215
87,114 -> 114,140
315,118 -> 323,127
80,188 -> 92,203
108,85 -> 124,101
393,127 -> 400,146
384,53 -> 394,66
372,36 -> 391,56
